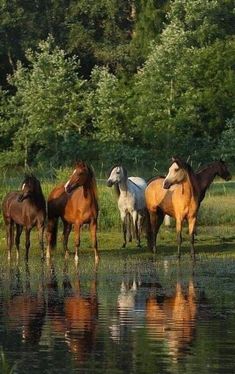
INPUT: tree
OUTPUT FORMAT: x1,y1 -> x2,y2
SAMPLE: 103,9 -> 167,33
0,36 -> 86,167
133,0 -> 235,159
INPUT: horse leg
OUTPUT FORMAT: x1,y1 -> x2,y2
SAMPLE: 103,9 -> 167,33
127,213 -> 133,242
37,224 -> 45,261
121,212 -> 127,248
149,210 -> 164,253
90,220 -> 99,265
176,219 -> 183,260
188,217 -> 197,261
25,228 -> 31,261
132,211 -> 141,248
46,217 -> 58,259
7,221 -> 14,261
63,221 -> 72,258
74,223 -> 81,263
15,224 -> 23,261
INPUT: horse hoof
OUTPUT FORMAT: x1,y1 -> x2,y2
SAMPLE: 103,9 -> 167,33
122,243 -> 126,249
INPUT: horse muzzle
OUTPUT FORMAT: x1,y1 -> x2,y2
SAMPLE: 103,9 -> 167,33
163,180 -> 171,189
106,180 -> 113,187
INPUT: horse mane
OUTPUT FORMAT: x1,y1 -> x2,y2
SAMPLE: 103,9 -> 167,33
22,174 -> 46,207
171,156 -> 194,174
77,161 -> 98,204
23,174 -> 43,195
196,160 -> 223,174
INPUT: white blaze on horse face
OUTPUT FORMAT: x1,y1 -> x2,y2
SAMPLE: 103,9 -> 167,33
64,170 -> 76,190
164,162 -> 185,186
22,183 -> 25,191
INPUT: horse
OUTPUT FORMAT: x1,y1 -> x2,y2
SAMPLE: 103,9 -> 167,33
2,174 -> 46,261
157,159 -> 232,227
46,161 -> 99,264
145,157 -> 231,259
107,165 -> 147,248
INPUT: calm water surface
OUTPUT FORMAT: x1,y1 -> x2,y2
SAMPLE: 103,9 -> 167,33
0,253 -> 235,373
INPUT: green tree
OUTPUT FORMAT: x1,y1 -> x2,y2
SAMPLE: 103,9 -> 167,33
0,36 -> 86,167
133,0 -> 235,159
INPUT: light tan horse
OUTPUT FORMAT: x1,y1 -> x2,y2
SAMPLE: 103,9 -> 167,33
145,157 -> 200,259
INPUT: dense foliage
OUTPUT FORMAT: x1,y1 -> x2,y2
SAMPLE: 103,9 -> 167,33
0,0 -> 234,172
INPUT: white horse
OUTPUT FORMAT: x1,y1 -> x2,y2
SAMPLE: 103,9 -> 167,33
107,165 -> 147,247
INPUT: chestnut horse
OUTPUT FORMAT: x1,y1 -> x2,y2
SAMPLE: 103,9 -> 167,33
145,157 -> 231,259
46,161 -> 99,263
2,174 -> 46,261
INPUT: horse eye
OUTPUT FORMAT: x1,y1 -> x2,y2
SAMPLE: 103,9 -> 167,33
116,171 -> 120,174
175,168 -> 179,172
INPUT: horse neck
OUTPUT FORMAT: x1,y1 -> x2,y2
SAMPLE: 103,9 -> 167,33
118,177 -> 128,195
184,170 -> 200,200
31,190 -> 46,210
83,177 -> 98,205
196,166 -> 218,201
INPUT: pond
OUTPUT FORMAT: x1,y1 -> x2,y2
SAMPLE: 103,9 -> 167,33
0,251 -> 235,373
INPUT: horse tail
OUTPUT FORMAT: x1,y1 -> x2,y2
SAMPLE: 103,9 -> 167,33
145,209 -> 152,250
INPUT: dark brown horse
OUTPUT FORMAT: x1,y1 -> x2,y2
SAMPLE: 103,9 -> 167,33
2,174 -> 46,261
145,158 -> 231,258
46,161 -> 99,264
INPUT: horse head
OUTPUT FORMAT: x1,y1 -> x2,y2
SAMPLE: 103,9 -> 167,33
64,161 -> 92,193
163,157 -> 190,189
18,174 -> 41,202
216,159 -> 232,181
107,165 -> 127,187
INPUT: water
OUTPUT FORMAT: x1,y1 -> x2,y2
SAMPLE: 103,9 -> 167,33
0,253 -> 235,373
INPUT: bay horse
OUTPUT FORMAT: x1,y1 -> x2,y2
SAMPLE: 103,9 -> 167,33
107,165 -> 147,248
145,157 -> 231,259
46,161 -> 99,263
2,174 -> 46,261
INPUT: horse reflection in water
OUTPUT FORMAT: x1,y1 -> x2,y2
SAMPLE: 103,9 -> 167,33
110,275 -> 204,362
5,265 -> 45,345
146,279 -> 199,361
47,263 -> 98,364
